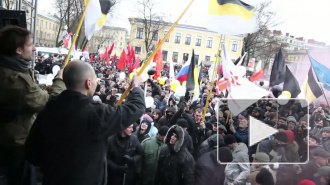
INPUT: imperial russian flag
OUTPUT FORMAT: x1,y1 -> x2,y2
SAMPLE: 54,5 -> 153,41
176,61 -> 191,83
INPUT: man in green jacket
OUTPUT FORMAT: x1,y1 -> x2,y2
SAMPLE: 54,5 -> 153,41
0,25 -> 65,185
140,126 -> 169,185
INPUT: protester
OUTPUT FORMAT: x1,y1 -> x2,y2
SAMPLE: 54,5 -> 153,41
25,61 -> 145,185
247,152 -> 276,185
255,168 -> 275,185
140,126 -> 169,185
157,125 -> 195,185
0,25 -> 66,185
107,124 -> 144,185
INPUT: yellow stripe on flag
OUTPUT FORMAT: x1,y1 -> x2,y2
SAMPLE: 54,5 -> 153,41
97,14 -> 107,27
193,66 -> 199,98
209,0 -> 254,20
302,76 -> 317,103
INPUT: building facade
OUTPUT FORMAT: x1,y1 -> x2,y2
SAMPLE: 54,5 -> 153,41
87,26 -> 127,55
35,13 -> 60,47
128,18 -> 244,65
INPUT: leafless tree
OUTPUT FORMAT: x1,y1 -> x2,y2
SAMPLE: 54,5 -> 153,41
53,0 -> 119,49
242,1 -> 282,67
135,0 -> 166,54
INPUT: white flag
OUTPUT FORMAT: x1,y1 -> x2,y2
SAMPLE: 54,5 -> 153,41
84,0 -> 103,40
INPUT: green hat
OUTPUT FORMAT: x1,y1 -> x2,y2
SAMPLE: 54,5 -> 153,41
317,166 -> 330,178
322,127 -> 330,132
252,152 -> 270,162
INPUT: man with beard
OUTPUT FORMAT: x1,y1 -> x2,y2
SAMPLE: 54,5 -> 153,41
157,125 -> 195,185
107,124 -> 144,185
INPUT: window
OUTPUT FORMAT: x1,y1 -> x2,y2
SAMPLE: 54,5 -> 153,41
175,33 -> 181,44
206,37 -> 213,48
41,20 -> 43,27
135,46 -> 142,54
195,55 -> 199,64
205,56 -> 211,61
40,31 -> 43,38
46,22 -> 48,29
164,31 -> 170,42
53,24 -> 55,31
196,36 -> 202,46
152,30 -> 158,41
231,41 -> 238,52
162,50 -> 168,61
136,28 -> 143,39
49,23 -> 51,29
36,30 -> 39,37
183,53 -> 189,62
185,34 -> 191,45
37,19 -> 39,26
172,52 -> 178,62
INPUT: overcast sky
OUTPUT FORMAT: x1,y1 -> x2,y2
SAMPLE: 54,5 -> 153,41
39,0 -> 330,45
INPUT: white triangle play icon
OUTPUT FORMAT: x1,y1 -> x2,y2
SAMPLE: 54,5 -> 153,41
249,116 -> 278,147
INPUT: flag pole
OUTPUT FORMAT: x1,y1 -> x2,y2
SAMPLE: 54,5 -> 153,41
116,0 -> 196,105
63,0 -> 90,68
202,35 -> 223,122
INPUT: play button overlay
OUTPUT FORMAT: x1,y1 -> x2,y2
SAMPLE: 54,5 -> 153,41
249,116 -> 278,147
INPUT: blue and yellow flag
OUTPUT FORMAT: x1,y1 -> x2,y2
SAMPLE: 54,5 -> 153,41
206,0 -> 256,35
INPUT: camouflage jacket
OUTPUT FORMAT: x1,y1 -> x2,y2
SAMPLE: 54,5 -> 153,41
0,66 -> 65,146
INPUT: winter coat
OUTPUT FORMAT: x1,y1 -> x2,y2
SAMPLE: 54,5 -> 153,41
285,141 -> 300,162
224,143 -> 250,185
257,140 -> 287,162
196,134 -> 224,159
0,65 -> 65,147
321,137 -> 330,153
275,164 -> 297,185
141,136 -> 166,185
194,149 -> 226,185
297,159 -> 320,182
233,126 -> 249,146
182,113 -> 207,147
310,126 -> 323,140
247,165 -> 276,185
25,88 -> 145,185
157,125 -> 195,185
107,134 -> 144,185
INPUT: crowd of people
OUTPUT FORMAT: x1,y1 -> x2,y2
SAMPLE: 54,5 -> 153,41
1,26 -> 330,185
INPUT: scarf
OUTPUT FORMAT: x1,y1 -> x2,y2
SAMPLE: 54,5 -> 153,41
0,55 -> 31,72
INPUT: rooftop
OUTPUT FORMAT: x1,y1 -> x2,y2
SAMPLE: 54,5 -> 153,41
37,12 -> 59,23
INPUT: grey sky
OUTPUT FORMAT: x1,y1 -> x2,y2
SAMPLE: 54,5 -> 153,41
39,0 -> 330,45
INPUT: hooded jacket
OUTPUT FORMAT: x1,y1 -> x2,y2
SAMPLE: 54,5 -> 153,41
140,136 -> 166,185
157,125 -> 195,185
134,120 -> 152,143
197,134 -> 225,159
224,143 -> 250,185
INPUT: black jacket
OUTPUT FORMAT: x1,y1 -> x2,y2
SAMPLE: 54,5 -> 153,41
157,125 -> 195,185
25,88 -> 145,185
107,134 -> 144,185
194,150 -> 226,185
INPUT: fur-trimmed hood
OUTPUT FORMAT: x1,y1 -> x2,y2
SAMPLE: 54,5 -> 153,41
165,125 -> 185,152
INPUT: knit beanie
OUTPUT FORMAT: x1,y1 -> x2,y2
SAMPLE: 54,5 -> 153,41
177,119 -> 189,128
158,126 -> 169,136
298,180 -> 316,185
218,147 -> 233,162
275,132 -> 289,143
285,130 -> 295,144
224,134 -> 237,145
255,168 -> 275,185
286,116 -> 297,124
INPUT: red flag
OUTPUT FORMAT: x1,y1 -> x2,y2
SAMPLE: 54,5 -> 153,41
250,68 -> 264,82
127,43 -> 131,56
133,57 -> 140,69
117,49 -> 126,70
111,55 -> 116,62
153,39 -> 163,80
108,43 -> 114,54
90,54 -> 94,63
83,47 -> 88,52
64,32 -> 72,48
100,47 -> 108,60
106,55 -> 110,66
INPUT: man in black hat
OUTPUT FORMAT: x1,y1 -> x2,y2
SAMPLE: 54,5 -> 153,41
309,134 -> 322,158
297,148 -> 330,182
